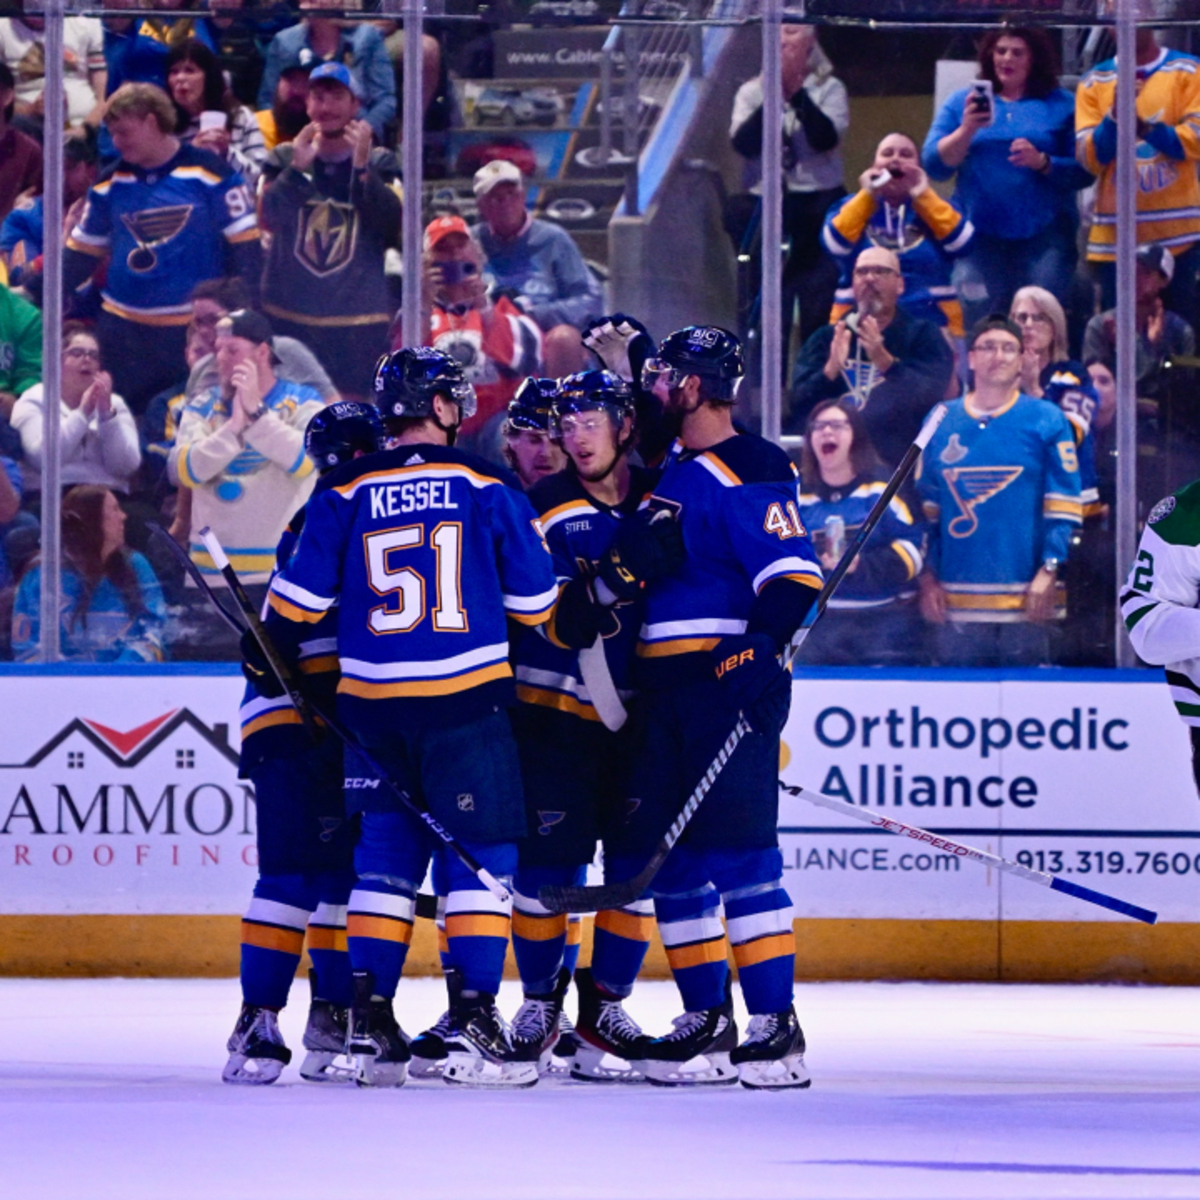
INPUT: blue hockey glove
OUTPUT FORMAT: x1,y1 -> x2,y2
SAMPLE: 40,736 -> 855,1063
711,633 -> 791,734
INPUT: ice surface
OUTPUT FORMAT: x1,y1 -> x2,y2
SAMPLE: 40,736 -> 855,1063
1,977 -> 1198,1200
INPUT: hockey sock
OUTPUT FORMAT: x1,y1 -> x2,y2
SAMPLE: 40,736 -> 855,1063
724,880 -> 795,1015
240,875 -> 315,1010
306,871 -> 356,1008
653,883 -> 728,1012
512,865 -> 584,995
442,844 -> 516,995
563,916 -> 583,978
590,899 -> 654,999
346,882 -> 415,1000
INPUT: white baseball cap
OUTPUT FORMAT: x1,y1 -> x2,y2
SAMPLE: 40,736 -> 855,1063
473,159 -> 524,197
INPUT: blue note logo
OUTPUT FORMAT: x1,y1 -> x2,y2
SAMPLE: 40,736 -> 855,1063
943,466 -> 1023,538
537,810 -> 565,836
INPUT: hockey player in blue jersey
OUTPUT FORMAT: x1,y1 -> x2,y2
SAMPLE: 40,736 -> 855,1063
268,348 -> 558,1088
917,316 -> 1083,665
624,327 -> 824,1089
505,370 -> 685,1079
224,400 -> 386,1086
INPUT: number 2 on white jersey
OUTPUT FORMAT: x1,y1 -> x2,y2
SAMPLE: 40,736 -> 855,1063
365,522 -> 466,634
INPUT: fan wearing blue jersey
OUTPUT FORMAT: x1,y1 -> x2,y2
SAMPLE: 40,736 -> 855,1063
268,348 -> 558,1089
917,316 -> 1082,666
623,327 -> 823,1090
224,401 -> 386,1087
63,83 -> 261,414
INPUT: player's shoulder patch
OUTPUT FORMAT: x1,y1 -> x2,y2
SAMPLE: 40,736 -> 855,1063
702,433 -> 794,487
1146,481 -> 1200,546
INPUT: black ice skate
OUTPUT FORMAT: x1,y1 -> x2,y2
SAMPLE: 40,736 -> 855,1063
443,991 -> 539,1089
510,969 -> 570,1074
549,1008 -> 582,1075
347,970 -> 411,1088
408,968 -> 461,1078
640,978 -> 738,1087
222,1003 -> 292,1085
731,1006 -> 811,1090
571,966 -> 649,1083
299,969 -> 353,1084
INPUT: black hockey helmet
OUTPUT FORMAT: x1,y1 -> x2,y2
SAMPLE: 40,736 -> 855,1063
372,347 -> 477,422
506,377 -> 560,433
642,325 -> 744,403
305,401 -> 387,474
552,369 -> 635,435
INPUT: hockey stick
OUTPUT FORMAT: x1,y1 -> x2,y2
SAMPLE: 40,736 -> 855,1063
782,783 -> 1158,925
195,526 -> 513,905
537,406 -> 948,914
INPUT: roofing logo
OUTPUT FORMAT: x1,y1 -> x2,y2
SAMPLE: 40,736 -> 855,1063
943,466 -> 1023,539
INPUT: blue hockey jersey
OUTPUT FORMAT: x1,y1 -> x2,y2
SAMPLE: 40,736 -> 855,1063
917,392 -> 1082,622
1040,360 -> 1102,517
798,471 -> 924,609
268,443 -> 558,732
636,434 -> 823,686
515,466 -> 658,721
65,144 -> 258,326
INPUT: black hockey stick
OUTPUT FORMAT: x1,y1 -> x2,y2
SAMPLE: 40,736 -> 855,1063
537,405 -> 948,915
190,526 -> 514,904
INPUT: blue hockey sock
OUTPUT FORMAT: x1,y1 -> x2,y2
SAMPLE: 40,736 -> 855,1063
240,875 -> 315,1010
653,884 -> 728,1012
512,865 -> 580,995
346,882 -> 415,1000
306,871 -> 355,1007
563,916 -> 583,978
442,845 -> 516,995
725,880 -> 795,1015
591,899 -> 654,999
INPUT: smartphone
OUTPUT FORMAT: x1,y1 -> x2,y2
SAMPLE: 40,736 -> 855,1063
968,79 -> 994,126
438,261 -> 479,285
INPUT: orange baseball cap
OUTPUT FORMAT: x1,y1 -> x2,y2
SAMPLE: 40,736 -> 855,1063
424,215 -> 471,252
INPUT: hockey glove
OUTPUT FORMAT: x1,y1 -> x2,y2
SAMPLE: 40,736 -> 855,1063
240,628 -> 287,700
550,576 -> 612,649
582,313 -> 655,382
596,508 -> 685,602
711,633 -> 792,735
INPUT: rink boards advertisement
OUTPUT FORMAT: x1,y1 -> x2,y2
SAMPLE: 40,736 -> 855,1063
0,667 -> 1196,924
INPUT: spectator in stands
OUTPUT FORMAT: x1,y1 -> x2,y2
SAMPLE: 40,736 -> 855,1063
1076,27 -> 1200,319
103,0 -> 215,97
255,63 -> 312,153
1082,242 -> 1195,404
166,39 -> 267,188
789,245 -> 955,466
0,451 -> 27,591
169,310 -> 323,657
0,278 -> 40,460
143,320 -> 207,508
12,322 -> 142,498
257,0 -> 396,143
418,214 -> 543,456
0,62 -> 42,225
261,63 -> 400,399
730,22 -> 848,344
796,396 -> 925,664
0,2 -> 107,133
824,131 -> 973,338
12,483 -> 166,662
470,160 -> 600,377
199,0 -> 295,112
63,83 -> 262,416
924,26 -> 1089,329
917,316 -> 1082,667
1,134 -> 99,303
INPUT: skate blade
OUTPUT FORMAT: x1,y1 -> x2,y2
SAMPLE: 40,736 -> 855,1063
737,1055 -> 812,1090
408,1054 -> 446,1079
569,1042 -> 645,1083
222,1052 -> 286,1086
299,1049 -> 356,1084
352,1052 -> 408,1088
644,1051 -> 737,1088
443,1052 -> 539,1089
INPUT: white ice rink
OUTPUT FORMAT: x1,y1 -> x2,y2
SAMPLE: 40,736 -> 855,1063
1,977 -> 1198,1200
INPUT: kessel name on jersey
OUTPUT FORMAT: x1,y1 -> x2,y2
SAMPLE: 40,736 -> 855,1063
368,479 -> 460,518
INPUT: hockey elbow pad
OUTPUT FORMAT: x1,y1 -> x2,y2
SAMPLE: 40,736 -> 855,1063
597,508 -> 685,601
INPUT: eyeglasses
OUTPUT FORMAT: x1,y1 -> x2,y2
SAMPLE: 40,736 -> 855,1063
853,265 -> 899,279
811,418 -> 851,433
972,341 -> 1021,357
64,346 -> 100,360
1012,311 -> 1051,325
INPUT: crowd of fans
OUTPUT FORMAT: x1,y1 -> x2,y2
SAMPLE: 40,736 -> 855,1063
0,7 -> 1195,668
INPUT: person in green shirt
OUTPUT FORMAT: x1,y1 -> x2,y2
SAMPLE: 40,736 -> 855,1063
0,280 -> 41,460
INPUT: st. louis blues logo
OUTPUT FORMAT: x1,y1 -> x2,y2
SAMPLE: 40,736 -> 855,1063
318,816 -> 343,843
537,810 -> 566,836
943,466 -> 1023,538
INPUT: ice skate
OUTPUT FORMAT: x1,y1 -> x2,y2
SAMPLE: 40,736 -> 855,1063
640,979 -> 738,1087
299,970 -> 353,1084
510,969 -> 570,1074
222,1004 -> 291,1085
571,966 -> 649,1083
548,1008 -> 581,1075
731,1006 -> 811,1090
347,970 -> 410,1088
408,968 -> 461,1078
443,992 -> 540,1089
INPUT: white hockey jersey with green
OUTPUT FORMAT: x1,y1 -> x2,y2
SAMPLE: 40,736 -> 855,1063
1122,483 -> 1200,726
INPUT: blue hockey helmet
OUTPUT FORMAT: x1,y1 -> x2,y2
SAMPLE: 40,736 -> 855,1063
304,401 -> 387,474
372,347 -> 477,422
506,377 -> 560,433
642,325 -> 744,403
552,369 -> 635,436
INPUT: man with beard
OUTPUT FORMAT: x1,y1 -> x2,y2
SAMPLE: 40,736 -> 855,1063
255,63 -> 313,152
788,244 -> 954,466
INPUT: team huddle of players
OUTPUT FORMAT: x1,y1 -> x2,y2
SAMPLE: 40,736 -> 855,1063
224,315 -> 825,1091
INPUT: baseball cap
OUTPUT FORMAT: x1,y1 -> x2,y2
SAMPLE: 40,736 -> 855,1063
424,215 -> 471,252
968,314 -> 1023,350
219,309 -> 275,347
473,159 -> 524,197
1137,242 -> 1175,282
308,61 -> 362,98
